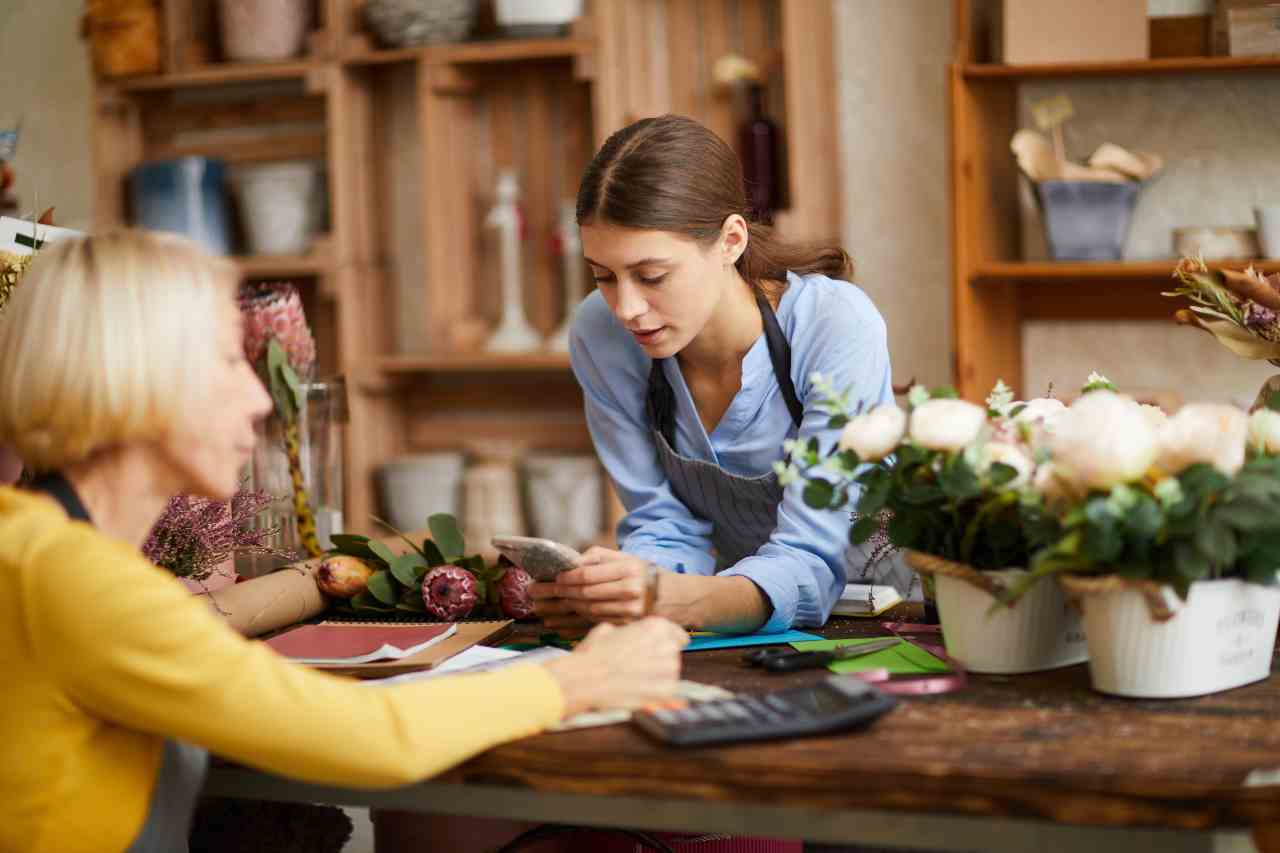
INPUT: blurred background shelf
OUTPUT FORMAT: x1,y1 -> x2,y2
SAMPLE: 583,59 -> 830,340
973,259 -> 1280,285
378,353 -> 573,374
962,55 -> 1280,80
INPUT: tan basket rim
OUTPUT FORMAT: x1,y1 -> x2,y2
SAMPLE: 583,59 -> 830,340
902,549 -> 1010,599
1056,574 -> 1175,622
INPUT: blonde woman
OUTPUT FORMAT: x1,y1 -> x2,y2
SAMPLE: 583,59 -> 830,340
0,230 -> 688,853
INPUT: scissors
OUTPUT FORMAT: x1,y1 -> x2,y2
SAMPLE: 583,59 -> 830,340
743,637 -> 902,672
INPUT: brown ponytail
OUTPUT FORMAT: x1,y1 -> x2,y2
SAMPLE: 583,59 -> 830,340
576,115 -> 852,290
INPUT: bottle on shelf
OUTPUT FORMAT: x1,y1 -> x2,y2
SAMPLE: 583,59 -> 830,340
485,170 -> 543,353
547,199 -> 583,352
739,83 -> 783,225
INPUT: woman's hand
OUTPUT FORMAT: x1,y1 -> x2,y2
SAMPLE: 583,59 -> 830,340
541,617 -> 688,716
529,546 -> 658,628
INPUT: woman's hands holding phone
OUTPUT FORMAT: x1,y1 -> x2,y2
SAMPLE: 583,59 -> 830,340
530,546 -> 660,630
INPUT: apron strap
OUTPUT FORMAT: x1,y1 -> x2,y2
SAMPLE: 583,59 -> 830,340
646,290 -> 805,450
755,293 -> 805,430
27,472 -> 92,522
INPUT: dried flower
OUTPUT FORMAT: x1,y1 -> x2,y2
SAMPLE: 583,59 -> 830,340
143,482 -> 295,581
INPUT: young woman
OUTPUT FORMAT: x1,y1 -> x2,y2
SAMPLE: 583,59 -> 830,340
532,114 -> 910,636
0,230 -> 687,853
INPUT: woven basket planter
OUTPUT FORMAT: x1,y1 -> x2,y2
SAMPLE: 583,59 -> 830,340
905,550 -> 1087,674
1058,575 -> 1280,698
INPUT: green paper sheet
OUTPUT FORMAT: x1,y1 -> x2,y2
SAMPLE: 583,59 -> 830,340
790,637 -> 950,675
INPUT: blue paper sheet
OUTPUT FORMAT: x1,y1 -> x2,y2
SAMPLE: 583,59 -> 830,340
684,629 -> 821,651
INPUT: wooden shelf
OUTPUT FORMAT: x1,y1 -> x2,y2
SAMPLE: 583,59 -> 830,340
962,55 -> 1280,80
342,38 -> 593,68
234,253 -> 328,279
112,61 -> 319,91
378,353 -> 573,373
973,259 -> 1280,285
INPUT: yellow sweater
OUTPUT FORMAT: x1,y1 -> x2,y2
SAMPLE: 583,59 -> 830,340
0,488 -> 564,853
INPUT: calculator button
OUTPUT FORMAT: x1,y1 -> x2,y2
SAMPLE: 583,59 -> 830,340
652,709 -> 679,725
764,695 -> 793,714
722,702 -> 752,720
698,703 -> 729,721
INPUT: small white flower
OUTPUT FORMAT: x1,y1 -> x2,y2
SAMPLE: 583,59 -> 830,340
838,404 -> 906,462
986,379 -> 1015,414
909,398 -> 987,453
977,441 -> 1034,489
1248,408 -> 1280,455
1081,371 -> 1116,393
1153,477 -> 1184,509
1012,397 -> 1067,425
1155,403 -> 1248,477
772,460 -> 801,487
1048,391 -> 1159,492
907,384 -> 931,410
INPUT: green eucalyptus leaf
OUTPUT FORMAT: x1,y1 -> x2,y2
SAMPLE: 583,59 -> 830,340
350,590 -> 394,612
938,455 -> 980,501
428,513 -> 466,560
1174,542 -> 1209,582
368,540 -> 398,566
803,478 -> 836,509
929,386 -> 959,399
366,570 -> 399,605
827,414 -> 849,430
857,472 -> 892,515
987,462 -> 1017,488
849,514 -> 879,545
328,535 -> 375,558
1216,500 -> 1277,532
390,552 -> 428,587
422,539 -> 446,567
887,511 -> 926,548
1194,521 -> 1237,569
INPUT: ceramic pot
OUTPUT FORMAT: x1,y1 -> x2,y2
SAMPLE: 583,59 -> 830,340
83,0 -> 162,77
378,453 -> 464,533
1061,576 -> 1280,698
234,161 -> 320,255
522,454 -> 602,549
218,0 -> 310,62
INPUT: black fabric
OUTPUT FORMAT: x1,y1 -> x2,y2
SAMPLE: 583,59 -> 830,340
646,293 -> 803,451
28,472 -> 92,523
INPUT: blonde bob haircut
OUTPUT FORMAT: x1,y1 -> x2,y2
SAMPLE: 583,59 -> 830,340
0,229 -> 238,472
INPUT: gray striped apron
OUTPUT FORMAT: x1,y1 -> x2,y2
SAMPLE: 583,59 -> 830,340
30,473 -> 207,853
646,294 -> 804,568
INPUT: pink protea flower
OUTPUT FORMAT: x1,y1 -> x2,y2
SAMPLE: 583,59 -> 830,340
496,567 -> 535,619
421,565 -> 479,621
239,281 -> 317,372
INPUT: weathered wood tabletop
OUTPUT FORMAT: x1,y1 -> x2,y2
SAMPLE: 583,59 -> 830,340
207,612 -> 1280,851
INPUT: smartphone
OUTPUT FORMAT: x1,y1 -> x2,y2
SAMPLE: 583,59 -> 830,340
491,536 -> 582,582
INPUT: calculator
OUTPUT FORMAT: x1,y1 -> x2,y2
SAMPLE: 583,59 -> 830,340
632,674 -> 898,747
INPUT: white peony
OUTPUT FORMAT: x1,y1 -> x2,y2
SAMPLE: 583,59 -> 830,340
1249,408 -> 1280,455
1011,397 -> 1067,425
1139,404 -> 1169,432
909,398 -> 987,453
1048,391 -> 1159,492
978,441 -> 1035,489
838,404 -> 907,462
1155,403 -> 1248,477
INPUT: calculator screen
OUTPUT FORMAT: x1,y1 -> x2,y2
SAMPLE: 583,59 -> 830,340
793,685 -> 852,715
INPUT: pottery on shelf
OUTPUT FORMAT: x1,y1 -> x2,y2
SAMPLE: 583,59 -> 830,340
234,161 -> 321,255
485,170 -> 542,352
494,0 -> 583,37
522,454 -> 602,549
363,0 -> 479,47
218,0 -> 310,62
377,452 -> 465,533
547,199 -> 583,352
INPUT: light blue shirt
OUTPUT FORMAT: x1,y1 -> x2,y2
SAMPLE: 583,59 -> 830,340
569,271 -> 895,632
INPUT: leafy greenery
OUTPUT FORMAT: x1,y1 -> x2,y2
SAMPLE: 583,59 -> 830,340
328,513 -> 511,617
1011,456 -> 1280,601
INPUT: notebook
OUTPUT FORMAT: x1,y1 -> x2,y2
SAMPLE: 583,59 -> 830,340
831,583 -> 903,617
265,623 -> 457,665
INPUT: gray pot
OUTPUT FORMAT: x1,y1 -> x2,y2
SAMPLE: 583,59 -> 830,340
364,0 -> 479,47
1037,180 -> 1140,261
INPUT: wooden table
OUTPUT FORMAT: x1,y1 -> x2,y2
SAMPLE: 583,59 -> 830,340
206,616 -> 1280,852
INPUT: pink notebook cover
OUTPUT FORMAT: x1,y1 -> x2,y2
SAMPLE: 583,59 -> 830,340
265,623 -> 455,661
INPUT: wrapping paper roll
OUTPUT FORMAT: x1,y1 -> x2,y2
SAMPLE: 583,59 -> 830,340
201,557 -> 328,637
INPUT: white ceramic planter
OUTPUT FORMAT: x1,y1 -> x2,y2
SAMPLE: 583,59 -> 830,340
1070,577 -> 1280,698
495,0 -> 583,32
234,161 -> 320,255
219,0 -> 310,62
523,454 -> 602,549
377,453 -> 464,533
935,569 -> 1088,674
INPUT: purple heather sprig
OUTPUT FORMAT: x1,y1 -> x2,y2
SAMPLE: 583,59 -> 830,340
143,483 -> 296,581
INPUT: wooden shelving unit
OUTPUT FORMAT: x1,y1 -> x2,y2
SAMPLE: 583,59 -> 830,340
950,0 -> 1280,400
91,0 -> 844,537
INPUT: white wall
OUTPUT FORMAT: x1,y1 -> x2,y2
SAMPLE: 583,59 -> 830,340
0,0 -> 94,230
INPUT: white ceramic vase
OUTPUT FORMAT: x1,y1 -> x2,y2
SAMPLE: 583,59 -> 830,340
235,161 -> 319,255
378,453 -> 465,533
1256,205 -> 1280,259
523,454 -> 602,549
219,0 -> 310,62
